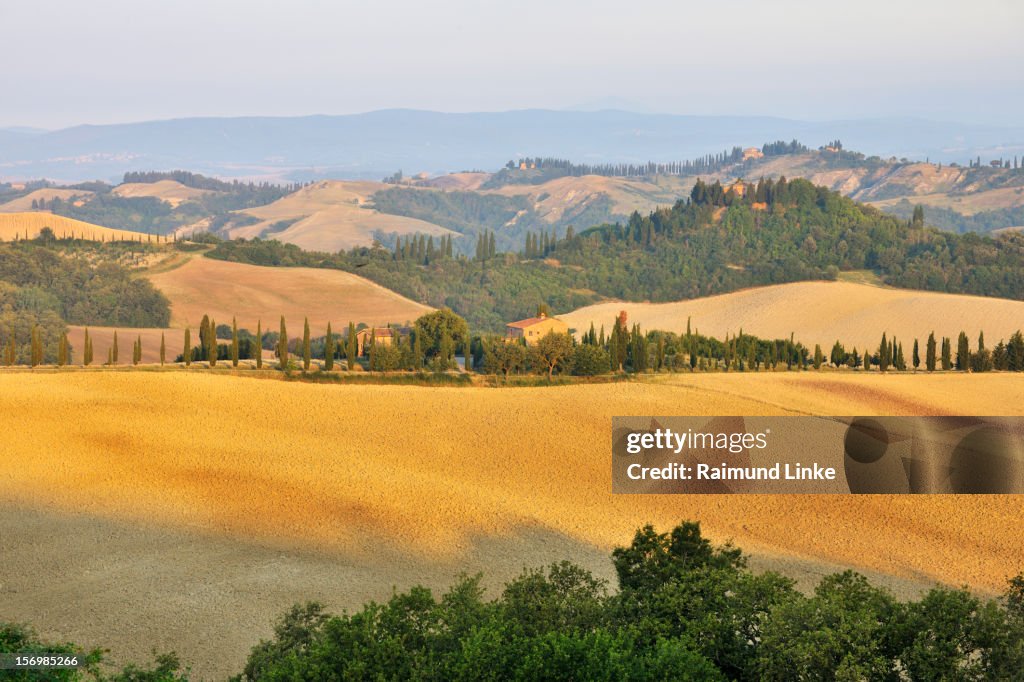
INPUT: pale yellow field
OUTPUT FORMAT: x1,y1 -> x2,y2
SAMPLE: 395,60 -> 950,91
66,327 -> 177,364
870,186 -> 1024,215
112,180 -> 211,207
0,212 -> 157,242
230,180 -> 454,251
562,280 -> 1024,351
0,188 -> 94,212
1,371 -> 1022,592
490,174 -> 693,222
146,254 -> 431,332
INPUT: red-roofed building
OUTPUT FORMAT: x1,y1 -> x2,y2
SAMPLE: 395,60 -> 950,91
505,312 -> 569,345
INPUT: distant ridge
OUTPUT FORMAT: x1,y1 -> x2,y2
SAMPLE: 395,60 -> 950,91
1,109 -> 1022,182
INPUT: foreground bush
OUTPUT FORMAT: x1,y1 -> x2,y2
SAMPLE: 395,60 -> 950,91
236,521 -> 1024,681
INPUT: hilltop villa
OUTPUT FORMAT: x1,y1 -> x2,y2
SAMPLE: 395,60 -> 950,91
505,312 -> 569,345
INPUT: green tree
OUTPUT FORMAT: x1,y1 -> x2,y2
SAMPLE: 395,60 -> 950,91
324,322 -> 335,371
208,316 -> 218,366
345,322 -> 357,370
255,320 -> 263,369
184,328 -> 192,367
956,331 -> 970,371
813,344 -> 823,370
112,330 -> 119,365
941,337 -> 952,370
926,332 -> 936,371
231,317 -> 239,367
160,332 -> 166,366
57,331 -> 67,367
912,338 -> 920,370
302,317 -> 311,371
414,309 -> 469,363
482,336 -> 527,378
279,316 -> 289,369
530,331 -> 575,380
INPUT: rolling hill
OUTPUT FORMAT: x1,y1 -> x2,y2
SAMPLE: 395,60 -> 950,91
228,180 -> 456,252
111,179 -> 212,207
145,254 -> 431,332
0,187 -> 93,212
561,280 -> 1024,351
0,212 -> 158,242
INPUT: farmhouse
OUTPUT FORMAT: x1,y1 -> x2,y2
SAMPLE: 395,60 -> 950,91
355,326 -> 410,356
742,147 -> 764,161
505,312 -> 569,345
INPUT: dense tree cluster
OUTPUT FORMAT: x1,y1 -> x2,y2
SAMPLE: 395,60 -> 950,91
0,239 -> 170,328
371,186 -> 613,256
229,522 -> 1024,680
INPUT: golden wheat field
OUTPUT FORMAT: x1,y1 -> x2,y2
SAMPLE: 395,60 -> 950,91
145,255 -> 431,332
562,280 -> 1024,351
1,371 -> 1022,587
2,370 -> 1023,677
0,212 -> 156,242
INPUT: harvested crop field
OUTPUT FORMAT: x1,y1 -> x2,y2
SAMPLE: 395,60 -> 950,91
228,180 -> 454,251
562,280 -> 1024,351
1,371 -> 1023,677
0,212 -> 155,242
112,180 -> 211,207
146,255 -> 431,332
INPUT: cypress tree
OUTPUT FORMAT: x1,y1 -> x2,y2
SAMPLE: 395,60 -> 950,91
926,332 -> 937,371
84,328 -> 92,366
112,331 -> 119,364
184,328 -> 192,367
29,325 -> 40,367
279,316 -> 289,369
324,322 -> 335,371
231,317 -> 239,367
941,337 -> 952,370
200,314 -> 211,358
813,344 -> 823,370
57,332 -> 67,367
878,333 -> 889,372
208,317 -> 217,366
302,317 -> 311,371
412,330 -> 423,370
863,350 -> 870,371
346,322 -> 357,369
160,332 -> 166,366
912,339 -> 920,370
256,320 -> 263,369
956,331 -> 970,371
134,336 -> 141,365
368,328 -> 377,371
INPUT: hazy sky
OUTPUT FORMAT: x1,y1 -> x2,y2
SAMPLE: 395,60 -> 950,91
3,0 -> 1022,129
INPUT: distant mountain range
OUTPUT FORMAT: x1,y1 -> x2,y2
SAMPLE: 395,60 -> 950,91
2,109 -> 1023,183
